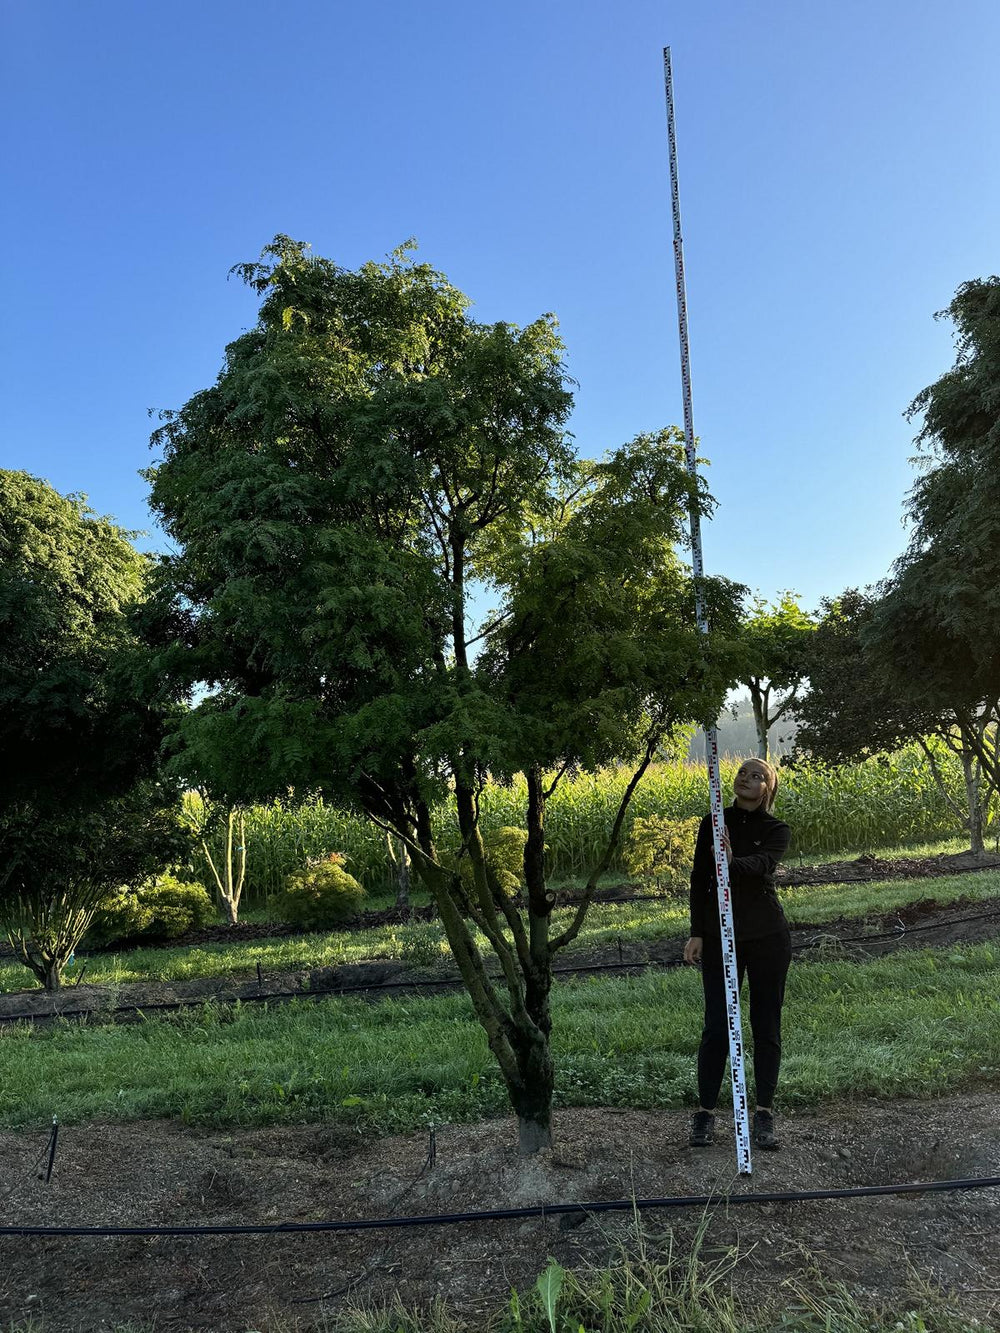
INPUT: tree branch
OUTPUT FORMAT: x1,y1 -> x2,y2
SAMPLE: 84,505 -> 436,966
549,736 -> 658,953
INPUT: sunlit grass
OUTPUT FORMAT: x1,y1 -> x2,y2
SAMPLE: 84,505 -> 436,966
2,942 -> 998,1132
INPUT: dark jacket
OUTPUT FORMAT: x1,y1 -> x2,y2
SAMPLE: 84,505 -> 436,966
689,803 -> 791,942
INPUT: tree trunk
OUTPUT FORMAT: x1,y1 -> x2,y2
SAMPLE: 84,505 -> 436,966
509,1023 -> 555,1154
962,749 -> 986,855
42,958 -> 63,992
395,838 -> 411,909
749,681 -> 769,760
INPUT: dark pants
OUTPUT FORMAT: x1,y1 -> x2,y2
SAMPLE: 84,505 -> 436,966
697,929 -> 792,1110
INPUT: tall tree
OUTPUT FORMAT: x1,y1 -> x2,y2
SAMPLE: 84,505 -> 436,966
0,472 -> 182,987
736,592 -> 815,759
873,277 -> 1000,796
145,237 -> 743,1152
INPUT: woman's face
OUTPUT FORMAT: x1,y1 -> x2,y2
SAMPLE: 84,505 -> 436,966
733,761 -> 771,809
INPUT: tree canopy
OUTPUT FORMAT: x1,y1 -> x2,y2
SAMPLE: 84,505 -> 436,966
735,592 -> 814,759
878,277 -> 1000,743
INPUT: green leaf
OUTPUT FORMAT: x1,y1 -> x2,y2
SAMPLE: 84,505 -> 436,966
535,1259 -> 565,1333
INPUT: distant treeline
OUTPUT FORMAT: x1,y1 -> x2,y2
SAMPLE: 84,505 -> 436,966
686,695 -> 800,762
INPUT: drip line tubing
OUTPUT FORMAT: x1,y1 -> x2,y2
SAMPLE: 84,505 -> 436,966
3,1174 -> 1000,1237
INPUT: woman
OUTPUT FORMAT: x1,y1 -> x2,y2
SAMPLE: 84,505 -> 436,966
684,757 -> 791,1150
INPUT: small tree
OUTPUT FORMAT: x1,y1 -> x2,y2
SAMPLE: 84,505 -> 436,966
181,790 -> 248,925
624,815 -> 700,893
737,592 -> 815,759
145,238 -> 744,1152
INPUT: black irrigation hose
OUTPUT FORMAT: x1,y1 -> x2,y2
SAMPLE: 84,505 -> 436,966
3,1174 -> 1000,1238
4,904 -> 1000,1027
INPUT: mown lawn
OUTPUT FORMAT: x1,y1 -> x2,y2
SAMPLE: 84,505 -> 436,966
1,942 -> 997,1133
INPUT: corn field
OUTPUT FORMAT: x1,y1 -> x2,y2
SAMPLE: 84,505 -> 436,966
187,742 -> 989,904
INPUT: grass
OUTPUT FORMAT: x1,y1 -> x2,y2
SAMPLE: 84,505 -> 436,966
2,868 -> 997,996
786,832 -> 994,865
1,941 -> 998,1133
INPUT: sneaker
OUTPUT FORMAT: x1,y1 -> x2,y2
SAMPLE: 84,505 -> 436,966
753,1110 -> 780,1151
689,1110 -> 715,1147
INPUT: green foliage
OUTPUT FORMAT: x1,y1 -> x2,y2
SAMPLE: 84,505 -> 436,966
87,875 -> 216,948
144,235 -> 745,1145
442,825 -> 528,897
0,470 -> 154,807
0,470 -> 180,989
737,591 -> 815,757
277,854 -> 366,928
624,815 -> 699,892
873,277 -> 1000,764
183,747 -> 973,906
795,590 -> 935,765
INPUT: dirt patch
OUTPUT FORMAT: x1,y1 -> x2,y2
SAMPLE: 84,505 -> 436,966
775,850 -> 1000,887
1,1094 -> 999,1331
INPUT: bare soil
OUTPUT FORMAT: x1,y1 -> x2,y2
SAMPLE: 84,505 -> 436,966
1,1094 -> 999,1332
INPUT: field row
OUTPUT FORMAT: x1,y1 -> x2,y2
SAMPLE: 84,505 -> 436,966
191,744 -> 995,903
2,868 -> 997,995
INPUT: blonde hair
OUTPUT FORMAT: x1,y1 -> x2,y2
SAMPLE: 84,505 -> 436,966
737,758 -> 779,812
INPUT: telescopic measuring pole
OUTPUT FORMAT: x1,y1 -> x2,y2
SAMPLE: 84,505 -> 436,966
663,46 -> 752,1175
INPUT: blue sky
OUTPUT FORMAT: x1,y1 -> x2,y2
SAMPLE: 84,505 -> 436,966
2,0 -> 997,611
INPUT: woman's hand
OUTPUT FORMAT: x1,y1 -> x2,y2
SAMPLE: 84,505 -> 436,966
721,830 -> 733,866
683,936 -> 703,964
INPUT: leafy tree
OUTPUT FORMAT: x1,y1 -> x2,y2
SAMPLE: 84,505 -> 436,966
796,589 -> 998,855
145,237 -> 743,1152
736,593 -> 815,759
0,471 -> 181,987
873,277 -> 1000,794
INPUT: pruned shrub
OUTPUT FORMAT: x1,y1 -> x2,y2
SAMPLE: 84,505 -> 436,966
276,853 -> 365,929
624,815 -> 700,894
87,874 -> 216,947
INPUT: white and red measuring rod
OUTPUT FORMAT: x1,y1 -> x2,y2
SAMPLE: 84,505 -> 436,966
663,46 -> 752,1175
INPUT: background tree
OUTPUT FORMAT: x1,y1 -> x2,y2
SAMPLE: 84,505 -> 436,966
794,589 -> 997,853
0,471 -> 181,987
872,277 -> 1000,797
736,592 -> 815,759
145,238 -> 744,1153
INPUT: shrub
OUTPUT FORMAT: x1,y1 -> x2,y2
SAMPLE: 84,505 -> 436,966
276,853 -> 366,929
87,875 -> 216,947
443,825 -> 528,898
624,815 -> 700,894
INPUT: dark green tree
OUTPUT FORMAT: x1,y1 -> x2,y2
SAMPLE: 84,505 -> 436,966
0,471 -> 181,988
146,237 -> 743,1152
875,278 -> 1000,789
794,589 -> 997,853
